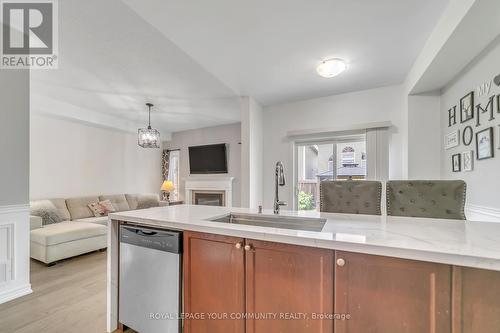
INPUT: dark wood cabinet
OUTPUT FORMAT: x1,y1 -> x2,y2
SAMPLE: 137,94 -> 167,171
183,231 -> 245,333
451,266 -> 500,333
183,231 -> 500,333
245,239 -> 334,333
183,232 -> 333,333
334,251 -> 452,333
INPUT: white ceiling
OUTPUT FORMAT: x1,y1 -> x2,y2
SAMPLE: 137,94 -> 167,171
32,0 -> 449,134
31,0 -> 241,135
122,0 -> 449,106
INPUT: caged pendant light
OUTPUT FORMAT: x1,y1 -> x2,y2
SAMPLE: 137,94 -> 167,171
138,103 -> 160,148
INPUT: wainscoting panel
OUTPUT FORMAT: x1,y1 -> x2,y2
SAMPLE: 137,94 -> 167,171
0,223 -> 14,284
0,205 -> 31,304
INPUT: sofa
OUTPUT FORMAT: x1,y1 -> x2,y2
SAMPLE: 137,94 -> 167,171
30,193 -> 160,265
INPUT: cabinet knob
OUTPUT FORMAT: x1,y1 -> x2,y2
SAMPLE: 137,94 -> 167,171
235,242 -> 242,249
244,244 -> 252,251
336,258 -> 346,267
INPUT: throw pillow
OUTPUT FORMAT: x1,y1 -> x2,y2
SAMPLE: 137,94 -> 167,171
31,200 -> 64,226
88,200 -> 116,217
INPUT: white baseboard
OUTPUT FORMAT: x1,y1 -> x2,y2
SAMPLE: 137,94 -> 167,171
466,204 -> 500,222
0,284 -> 32,304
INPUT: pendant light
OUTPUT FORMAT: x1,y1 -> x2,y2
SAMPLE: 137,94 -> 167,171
138,103 -> 160,148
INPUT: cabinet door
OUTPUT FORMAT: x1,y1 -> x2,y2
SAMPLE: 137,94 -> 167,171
452,266 -> 500,333
334,251 -> 451,333
183,231 -> 245,333
245,239 -> 334,333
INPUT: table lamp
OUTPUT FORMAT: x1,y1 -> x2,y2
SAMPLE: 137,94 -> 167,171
161,180 -> 175,202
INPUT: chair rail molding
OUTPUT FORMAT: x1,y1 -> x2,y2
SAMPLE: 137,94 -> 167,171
0,204 -> 32,304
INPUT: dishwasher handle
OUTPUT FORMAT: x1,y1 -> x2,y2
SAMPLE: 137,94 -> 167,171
120,225 -> 182,254
136,229 -> 157,236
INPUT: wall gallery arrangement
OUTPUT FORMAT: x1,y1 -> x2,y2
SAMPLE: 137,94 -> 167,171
445,73 -> 500,172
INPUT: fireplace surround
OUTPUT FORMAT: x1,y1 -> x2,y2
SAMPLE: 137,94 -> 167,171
184,177 -> 234,207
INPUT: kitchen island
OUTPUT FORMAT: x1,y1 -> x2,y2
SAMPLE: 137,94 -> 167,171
107,204 -> 500,333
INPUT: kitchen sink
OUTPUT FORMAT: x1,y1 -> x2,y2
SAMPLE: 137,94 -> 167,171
207,213 -> 326,232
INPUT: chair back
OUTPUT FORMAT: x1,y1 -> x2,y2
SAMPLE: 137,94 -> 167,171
320,181 -> 382,215
386,180 -> 466,220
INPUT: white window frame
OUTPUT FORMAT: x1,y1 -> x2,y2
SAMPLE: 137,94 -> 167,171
292,132 -> 366,210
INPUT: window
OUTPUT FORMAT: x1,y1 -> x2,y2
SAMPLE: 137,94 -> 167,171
295,135 -> 367,211
168,150 -> 180,200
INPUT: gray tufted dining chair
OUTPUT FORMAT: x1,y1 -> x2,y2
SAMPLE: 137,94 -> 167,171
320,180 -> 382,215
386,180 -> 466,220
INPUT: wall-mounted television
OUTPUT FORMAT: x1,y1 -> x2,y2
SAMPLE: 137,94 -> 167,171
188,143 -> 228,174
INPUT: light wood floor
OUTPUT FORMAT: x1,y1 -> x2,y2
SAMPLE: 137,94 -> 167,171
0,251 -> 108,333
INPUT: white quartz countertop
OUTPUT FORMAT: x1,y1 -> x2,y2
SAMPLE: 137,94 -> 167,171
109,205 -> 500,271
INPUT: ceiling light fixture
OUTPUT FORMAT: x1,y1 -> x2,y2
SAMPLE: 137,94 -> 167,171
316,58 -> 347,78
138,103 -> 160,148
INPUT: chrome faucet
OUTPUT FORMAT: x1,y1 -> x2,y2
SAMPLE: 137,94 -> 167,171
274,161 -> 287,214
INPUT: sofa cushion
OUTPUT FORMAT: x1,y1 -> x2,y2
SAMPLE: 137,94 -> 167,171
31,198 -> 71,221
66,196 -> 99,220
99,194 -> 130,211
49,198 -> 72,221
30,200 -> 64,225
73,216 -> 109,226
30,222 -> 107,246
126,193 -> 160,210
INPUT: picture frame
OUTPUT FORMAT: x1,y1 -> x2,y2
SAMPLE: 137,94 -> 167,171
462,151 -> 473,172
444,130 -> 460,150
452,153 -> 461,172
476,127 -> 494,160
460,91 -> 474,123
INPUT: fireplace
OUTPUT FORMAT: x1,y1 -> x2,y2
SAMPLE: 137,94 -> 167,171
184,176 -> 234,207
192,190 -> 225,206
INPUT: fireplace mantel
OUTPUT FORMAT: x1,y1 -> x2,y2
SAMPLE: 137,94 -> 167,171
184,176 -> 234,207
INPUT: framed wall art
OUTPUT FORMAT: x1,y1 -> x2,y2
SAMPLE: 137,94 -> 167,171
460,91 -> 474,123
445,130 -> 460,150
462,151 -> 473,171
452,153 -> 461,172
476,127 -> 494,160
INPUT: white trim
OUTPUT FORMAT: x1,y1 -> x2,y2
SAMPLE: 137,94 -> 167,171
0,284 -> 32,304
184,177 -> 234,207
286,121 -> 392,138
0,204 -> 29,215
0,205 -> 31,305
466,204 -> 500,222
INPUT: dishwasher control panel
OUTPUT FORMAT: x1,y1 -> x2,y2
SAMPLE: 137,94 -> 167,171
120,225 -> 181,254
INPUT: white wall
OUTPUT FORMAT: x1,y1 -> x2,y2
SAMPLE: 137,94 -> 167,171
440,38 -> 500,218
0,70 -> 31,304
163,123 -> 242,206
30,115 -> 162,199
407,94 -> 442,179
240,97 -> 264,208
262,85 -> 404,209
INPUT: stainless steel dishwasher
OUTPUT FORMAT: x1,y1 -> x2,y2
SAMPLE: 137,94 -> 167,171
119,225 -> 182,333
